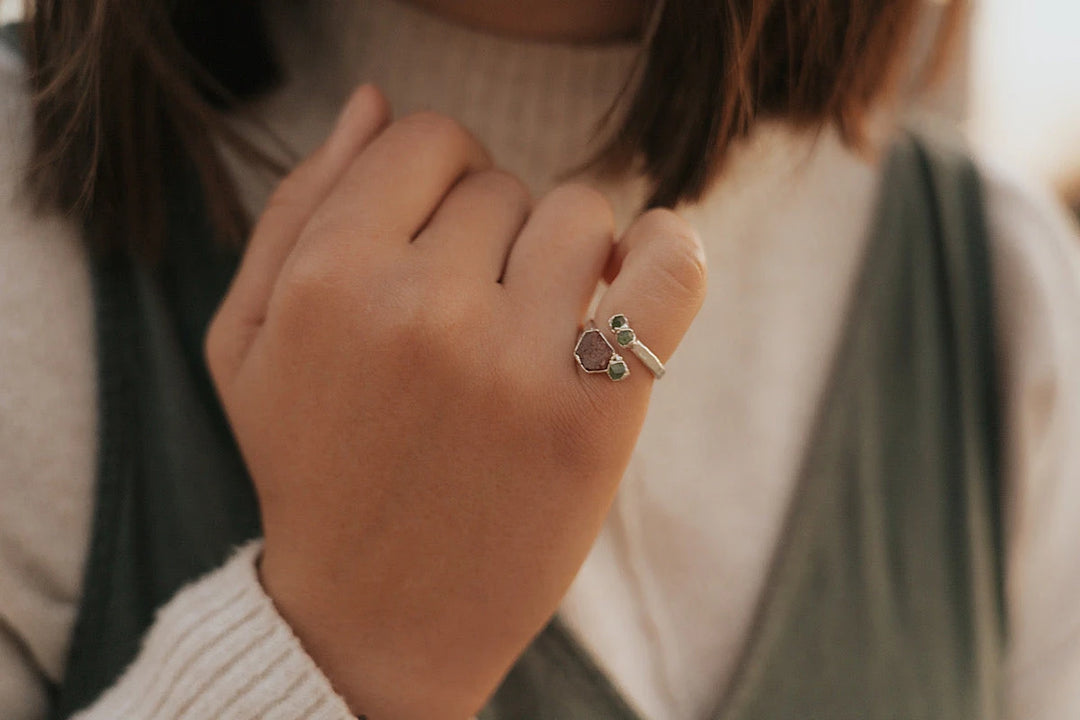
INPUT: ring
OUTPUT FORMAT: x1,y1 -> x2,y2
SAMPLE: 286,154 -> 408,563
574,323 -> 630,381
609,315 -> 665,379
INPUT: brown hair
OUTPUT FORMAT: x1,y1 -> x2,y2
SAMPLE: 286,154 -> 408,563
22,0 -> 961,256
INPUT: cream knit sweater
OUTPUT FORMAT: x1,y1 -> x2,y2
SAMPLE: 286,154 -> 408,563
2,1 -> 1080,719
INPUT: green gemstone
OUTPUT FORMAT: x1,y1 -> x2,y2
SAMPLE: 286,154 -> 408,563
616,328 -> 635,347
610,314 -> 628,330
608,360 -> 629,381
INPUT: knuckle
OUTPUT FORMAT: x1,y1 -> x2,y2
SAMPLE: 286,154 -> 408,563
260,175 -> 306,221
643,215 -> 708,301
391,278 -> 487,376
298,204 -> 373,251
636,208 -> 698,247
274,248 -> 350,329
346,83 -> 390,126
399,110 -> 481,159
415,280 -> 471,333
543,183 -> 615,234
654,240 -> 708,303
471,169 -> 532,210
377,264 -> 476,339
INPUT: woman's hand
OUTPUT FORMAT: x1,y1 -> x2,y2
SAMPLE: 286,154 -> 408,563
205,85 -> 706,720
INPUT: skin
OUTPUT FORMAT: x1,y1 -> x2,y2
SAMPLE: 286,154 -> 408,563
206,22 -> 704,720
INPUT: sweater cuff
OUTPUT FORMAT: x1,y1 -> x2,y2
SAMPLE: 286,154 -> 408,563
73,542 -> 355,720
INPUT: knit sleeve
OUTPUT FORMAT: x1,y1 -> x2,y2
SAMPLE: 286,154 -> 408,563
72,543 -> 356,720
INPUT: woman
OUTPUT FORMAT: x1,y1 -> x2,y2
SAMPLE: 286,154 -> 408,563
1,0 -> 1078,718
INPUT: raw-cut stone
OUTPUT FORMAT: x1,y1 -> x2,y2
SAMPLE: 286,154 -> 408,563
607,358 -> 629,381
575,329 -> 612,372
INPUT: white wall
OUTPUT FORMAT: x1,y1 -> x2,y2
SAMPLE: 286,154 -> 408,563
969,0 -> 1080,185
0,0 -> 18,23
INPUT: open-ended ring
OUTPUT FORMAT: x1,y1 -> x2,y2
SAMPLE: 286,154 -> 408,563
608,315 -> 665,379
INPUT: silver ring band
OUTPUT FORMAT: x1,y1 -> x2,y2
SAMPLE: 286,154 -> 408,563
609,315 -> 665,379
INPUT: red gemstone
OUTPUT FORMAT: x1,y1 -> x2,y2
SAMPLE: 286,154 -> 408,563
575,329 -> 613,372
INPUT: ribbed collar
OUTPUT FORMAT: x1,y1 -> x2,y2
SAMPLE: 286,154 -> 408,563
264,0 -> 643,197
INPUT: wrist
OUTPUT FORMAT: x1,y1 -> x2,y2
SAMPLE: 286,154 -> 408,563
258,543 -> 482,720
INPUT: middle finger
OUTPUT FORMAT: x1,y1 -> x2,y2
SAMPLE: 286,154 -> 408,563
304,111 -> 492,250
413,169 -> 532,282
501,184 -> 616,325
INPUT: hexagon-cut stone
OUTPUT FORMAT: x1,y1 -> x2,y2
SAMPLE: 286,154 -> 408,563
575,329 -> 612,372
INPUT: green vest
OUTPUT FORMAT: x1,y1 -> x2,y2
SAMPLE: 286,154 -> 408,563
27,44 -> 1003,713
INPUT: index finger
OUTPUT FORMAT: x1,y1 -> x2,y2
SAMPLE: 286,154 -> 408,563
303,111 -> 492,247
207,85 -> 391,384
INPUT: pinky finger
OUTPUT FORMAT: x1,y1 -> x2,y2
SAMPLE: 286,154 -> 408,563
591,208 -> 707,390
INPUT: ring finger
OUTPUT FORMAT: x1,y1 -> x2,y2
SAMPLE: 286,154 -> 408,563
590,208 -> 707,391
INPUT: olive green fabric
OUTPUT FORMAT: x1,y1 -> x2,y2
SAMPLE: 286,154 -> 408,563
47,157 -> 264,720
17,28 -> 1001,710
707,131 -> 1006,720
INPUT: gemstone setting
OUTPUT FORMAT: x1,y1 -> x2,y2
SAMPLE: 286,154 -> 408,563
610,314 -> 628,331
574,328 -> 614,373
607,358 -> 629,381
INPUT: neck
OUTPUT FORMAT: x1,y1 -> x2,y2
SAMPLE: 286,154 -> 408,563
401,0 -> 651,43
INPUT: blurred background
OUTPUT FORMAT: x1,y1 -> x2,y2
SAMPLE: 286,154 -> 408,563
967,0 -> 1079,214
908,0 -> 1080,213
0,0 -> 1076,214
